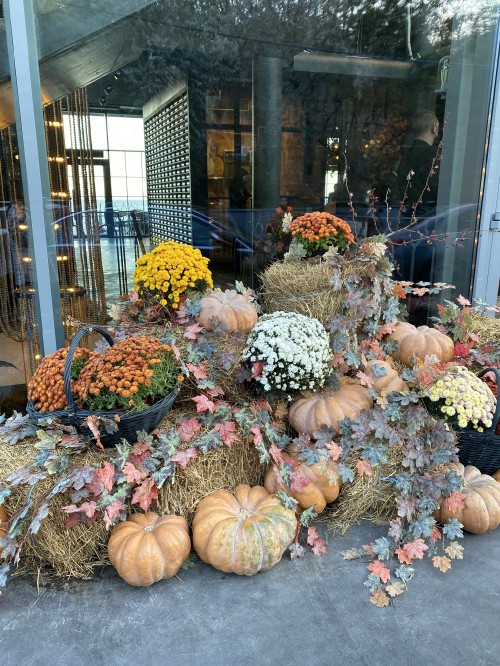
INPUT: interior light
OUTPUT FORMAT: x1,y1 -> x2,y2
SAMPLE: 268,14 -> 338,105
19,223 -> 28,230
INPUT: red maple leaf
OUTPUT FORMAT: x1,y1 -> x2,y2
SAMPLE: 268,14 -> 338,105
186,362 -> 208,380
128,440 -> 153,467
103,499 -> 125,530
290,470 -> 310,493
206,385 -> 225,398
251,361 -> 264,379
214,420 -> 239,447
131,477 -> 158,512
250,425 -> 263,445
444,491 -> 466,513
192,394 -> 216,413
430,524 -> 441,542
325,441 -> 343,461
306,526 -> 328,556
62,501 -> 97,518
395,547 -> 414,564
87,461 -> 115,497
356,371 -> 374,388
454,342 -> 470,357
184,322 -> 205,340
356,459 -> 374,476
269,444 -> 284,464
82,415 -> 104,450
176,416 -> 202,443
457,294 -> 471,307
368,559 -> 391,583
172,447 -> 197,469
400,538 -> 428,563
122,462 -> 147,484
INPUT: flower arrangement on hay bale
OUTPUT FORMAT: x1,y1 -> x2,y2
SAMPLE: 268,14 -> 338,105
286,211 -> 355,259
241,311 -> 332,395
134,241 -> 213,311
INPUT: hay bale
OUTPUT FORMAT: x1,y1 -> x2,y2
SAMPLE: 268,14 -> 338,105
260,259 -> 370,325
0,428 -> 263,579
323,445 -> 403,533
469,312 -> 500,346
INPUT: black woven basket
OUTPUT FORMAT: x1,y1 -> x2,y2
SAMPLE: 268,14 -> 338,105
456,367 -> 500,475
27,325 -> 179,447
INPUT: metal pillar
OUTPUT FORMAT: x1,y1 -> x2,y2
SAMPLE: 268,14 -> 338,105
253,57 -> 284,209
4,0 -> 65,354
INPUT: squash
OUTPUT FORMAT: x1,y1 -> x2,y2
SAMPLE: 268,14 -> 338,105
493,470 -> 500,483
389,322 -> 454,367
365,359 -> 408,395
264,444 -> 342,513
288,378 -> 373,435
0,505 -> 7,554
435,463 -> 500,534
197,291 -> 258,333
108,512 -> 191,587
192,484 -> 297,575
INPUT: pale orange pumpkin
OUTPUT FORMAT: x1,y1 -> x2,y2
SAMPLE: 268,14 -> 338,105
108,512 -> 191,587
197,291 -> 258,333
192,484 -> 297,575
389,322 -> 454,367
264,445 -> 342,513
288,378 -> 373,435
365,359 -> 408,394
435,463 -> 500,534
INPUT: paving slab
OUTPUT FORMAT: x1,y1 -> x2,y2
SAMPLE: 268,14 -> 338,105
1,522 -> 499,666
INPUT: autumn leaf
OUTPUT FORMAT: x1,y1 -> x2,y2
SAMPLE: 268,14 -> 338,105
386,581 -> 406,597
128,440 -> 154,466
412,287 -> 429,297
307,526 -> 328,556
82,415 -> 104,450
192,394 -> 216,413
340,549 -> 362,560
356,371 -> 374,388
62,501 -> 97,518
454,342 -> 470,357
122,462 -> 147,484
172,447 -> 197,469
395,547 -> 414,565
456,294 -> 471,307
251,361 -> 264,379
325,441 -> 343,461
430,524 -> 441,542
444,491 -> 466,513
176,416 -> 202,443
103,499 -> 126,530
403,538 -> 428,560
184,322 -> 205,340
206,385 -> 225,398
131,477 -> 158,511
356,459 -> 374,476
433,555 -> 452,573
87,461 -> 115,497
269,444 -> 284,464
370,589 -> 390,608
214,420 -> 239,447
250,425 -> 263,445
368,560 -> 391,583
289,542 -> 305,560
445,542 -> 464,560
290,470 -> 310,493
186,362 -> 208,380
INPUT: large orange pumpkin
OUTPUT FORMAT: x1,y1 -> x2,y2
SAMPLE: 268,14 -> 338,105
108,512 -> 191,586
0,505 -> 8,555
264,445 -> 342,513
365,359 -> 408,395
288,378 -> 373,435
192,484 -> 297,575
389,322 -> 454,367
435,463 -> 500,534
197,291 -> 258,333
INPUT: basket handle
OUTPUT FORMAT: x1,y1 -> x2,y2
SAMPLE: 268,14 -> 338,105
478,367 -> 500,432
63,325 -> 115,416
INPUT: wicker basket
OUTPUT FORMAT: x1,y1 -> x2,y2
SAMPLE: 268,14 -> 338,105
27,325 -> 179,447
456,367 -> 500,475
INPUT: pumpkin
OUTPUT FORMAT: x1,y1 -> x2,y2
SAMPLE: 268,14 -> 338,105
434,463 -> 500,534
288,378 -> 373,435
389,322 -> 454,367
264,444 -> 342,513
197,291 -> 258,333
365,359 -> 408,395
493,470 -> 500,483
108,512 -> 191,587
192,484 -> 297,575
0,505 -> 8,554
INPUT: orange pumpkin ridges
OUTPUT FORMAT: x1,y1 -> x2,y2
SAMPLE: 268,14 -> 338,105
192,484 -> 297,576
365,359 -> 408,395
264,445 -> 342,514
435,463 -> 500,534
108,512 -> 191,587
288,378 -> 373,436
197,291 -> 258,333
388,322 -> 454,368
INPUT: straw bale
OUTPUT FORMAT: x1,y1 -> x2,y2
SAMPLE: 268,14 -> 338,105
468,312 -> 500,346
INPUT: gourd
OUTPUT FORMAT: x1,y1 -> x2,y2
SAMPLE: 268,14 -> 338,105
197,291 -> 258,333
192,484 -> 297,575
493,470 -> 500,483
434,463 -> 500,534
108,512 -> 191,586
389,322 -> 454,367
264,444 -> 342,513
365,359 -> 408,395
288,378 -> 372,435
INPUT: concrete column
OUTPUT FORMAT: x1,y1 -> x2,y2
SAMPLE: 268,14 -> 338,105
253,57 -> 283,210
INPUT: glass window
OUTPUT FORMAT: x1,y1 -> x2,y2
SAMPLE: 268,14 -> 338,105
107,116 -> 145,151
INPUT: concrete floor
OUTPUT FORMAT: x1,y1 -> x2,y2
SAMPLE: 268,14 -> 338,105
1,521 -> 499,666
